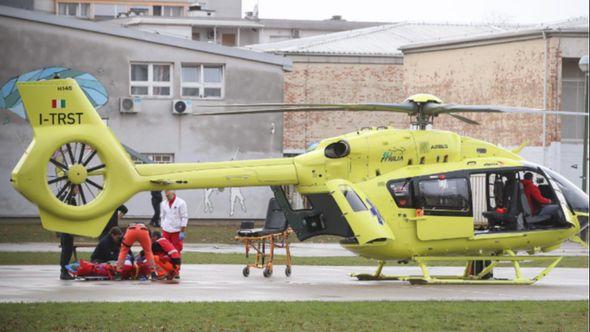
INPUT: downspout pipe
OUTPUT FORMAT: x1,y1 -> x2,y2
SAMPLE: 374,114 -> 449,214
542,30 -> 548,166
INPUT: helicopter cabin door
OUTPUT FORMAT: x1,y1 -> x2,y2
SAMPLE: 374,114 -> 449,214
326,179 -> 395,245
414,175 -> 474,240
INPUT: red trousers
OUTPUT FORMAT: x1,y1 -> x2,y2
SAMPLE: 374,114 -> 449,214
154,255 -> 180,279
117,223 -> 154,271
162,230 -> 183,252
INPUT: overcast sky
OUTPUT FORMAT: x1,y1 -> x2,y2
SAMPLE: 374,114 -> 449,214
242,0 -> 588,24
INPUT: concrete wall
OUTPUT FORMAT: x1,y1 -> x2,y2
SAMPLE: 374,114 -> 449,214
132,23 -> 192,39
0,0 -> 34,10
259,28 -> 344,44
0,15 -> 285,219
282,59 -> 406,152
205,0 -> 240,18
33,0 -> 53,12
130,25 -> 258,46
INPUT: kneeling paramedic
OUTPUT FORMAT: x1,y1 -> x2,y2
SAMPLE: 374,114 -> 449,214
151,231 -> 181,280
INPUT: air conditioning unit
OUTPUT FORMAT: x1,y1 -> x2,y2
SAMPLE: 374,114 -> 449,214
120,97 -> 142,113
172,99 -> 192,115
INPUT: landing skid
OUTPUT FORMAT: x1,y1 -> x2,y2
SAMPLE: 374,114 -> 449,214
352,250 -> 562,285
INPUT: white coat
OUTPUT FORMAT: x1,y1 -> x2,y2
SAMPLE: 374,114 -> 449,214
160,196 -> 188,233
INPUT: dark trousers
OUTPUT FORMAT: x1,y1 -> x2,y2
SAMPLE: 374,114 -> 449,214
538,204 -> 560,219
151,197 -> 161,225
60,233 -> 74,270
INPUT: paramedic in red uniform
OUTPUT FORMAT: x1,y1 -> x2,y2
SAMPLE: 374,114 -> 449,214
151,231 -> 181,279
160,190 -> 188,252
521,172 -> 559,218
116,223 -> 156,280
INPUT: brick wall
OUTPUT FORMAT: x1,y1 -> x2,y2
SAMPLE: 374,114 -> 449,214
403,37 -> 562,147
283,62 -> 407,152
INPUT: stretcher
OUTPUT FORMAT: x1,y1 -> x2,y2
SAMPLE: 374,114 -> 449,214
66,256 -> 179,282
235,198 -> 293,278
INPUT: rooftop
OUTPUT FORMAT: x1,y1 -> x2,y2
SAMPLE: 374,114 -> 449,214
245,21 -> 523,57
400,17 -> 589,52
0,5 -> 291,69
254,18 -> 386,31
102,16 -> 265,28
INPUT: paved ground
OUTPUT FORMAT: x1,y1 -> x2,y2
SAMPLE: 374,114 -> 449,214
0,242 -> 587,257
0,265 -> 587,302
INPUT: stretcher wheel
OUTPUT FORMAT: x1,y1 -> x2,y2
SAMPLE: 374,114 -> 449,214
285,266 -> 292,277
242,266 -> 250,277
263,267 -> 273,278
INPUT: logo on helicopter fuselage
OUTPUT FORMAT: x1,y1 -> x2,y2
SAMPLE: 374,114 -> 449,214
380,147 -> 405,162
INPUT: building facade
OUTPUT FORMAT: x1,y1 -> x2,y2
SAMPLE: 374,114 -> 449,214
248,19 -> 588,189
0,0 -> 389,47
3,0 -> 241,19
0,6 -> 291,219
247,22 -> 522,153
400,20 -> 589,188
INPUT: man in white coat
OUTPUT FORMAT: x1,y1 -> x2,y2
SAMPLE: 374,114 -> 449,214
160,190 -> 188,252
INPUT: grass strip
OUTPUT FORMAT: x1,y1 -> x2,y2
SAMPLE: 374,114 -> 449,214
0,301 -> 587,332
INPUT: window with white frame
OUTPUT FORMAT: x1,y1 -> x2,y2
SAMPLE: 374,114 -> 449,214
130,63 -> 173,97
144,153 -> 175,164
153,5 -> 183,16
57,2 -> 90,17
181,64 -> 224,99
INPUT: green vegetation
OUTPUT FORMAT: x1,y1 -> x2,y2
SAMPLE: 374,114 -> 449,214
0,222 -> 338,243
0,251 -> 587,268
0,301 -> 587,331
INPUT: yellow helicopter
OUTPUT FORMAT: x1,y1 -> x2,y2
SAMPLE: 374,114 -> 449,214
10,78 -> 589,285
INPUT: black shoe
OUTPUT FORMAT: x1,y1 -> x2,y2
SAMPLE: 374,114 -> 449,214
60,269 -> 74,280
150,272 -> 159,281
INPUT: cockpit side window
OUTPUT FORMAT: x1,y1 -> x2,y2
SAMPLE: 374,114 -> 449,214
387,179 -> 413,208
340,186 -> 368,212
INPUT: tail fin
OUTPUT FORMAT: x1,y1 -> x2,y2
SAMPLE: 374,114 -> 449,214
11,79 -> 139,237
511,141 -> 527,155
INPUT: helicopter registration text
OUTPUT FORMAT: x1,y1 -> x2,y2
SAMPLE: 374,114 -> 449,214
38,112 -> 83,126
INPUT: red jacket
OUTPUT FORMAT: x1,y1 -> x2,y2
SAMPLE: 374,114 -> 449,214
152,237 -> 181,261
521,179 -> 551,215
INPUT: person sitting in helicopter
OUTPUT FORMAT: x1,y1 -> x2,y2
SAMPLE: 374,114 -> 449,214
521,172 -> 559,219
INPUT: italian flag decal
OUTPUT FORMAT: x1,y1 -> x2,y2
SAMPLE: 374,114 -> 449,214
51,99 -> 66,109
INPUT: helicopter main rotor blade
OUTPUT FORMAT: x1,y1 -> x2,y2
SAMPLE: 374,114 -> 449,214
193,103 -> 417,116
425,103 -> 588,117
446,113 -> 480,125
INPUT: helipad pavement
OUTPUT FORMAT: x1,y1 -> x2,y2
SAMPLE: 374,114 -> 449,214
0,242 -> 587,257
0,265 -> 587,302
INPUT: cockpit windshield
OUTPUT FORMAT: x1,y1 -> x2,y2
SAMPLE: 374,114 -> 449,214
541,166 -> 589,213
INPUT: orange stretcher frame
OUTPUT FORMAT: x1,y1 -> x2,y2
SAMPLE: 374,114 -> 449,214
235,228 -> 293,278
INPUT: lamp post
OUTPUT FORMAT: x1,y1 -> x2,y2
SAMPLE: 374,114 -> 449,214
579,55 -> 589,193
